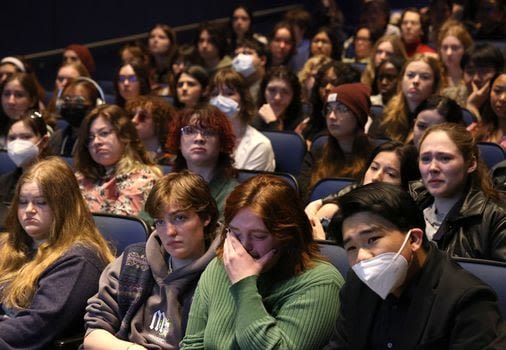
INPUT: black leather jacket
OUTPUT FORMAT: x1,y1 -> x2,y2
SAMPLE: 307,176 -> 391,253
409,181 -> 506,262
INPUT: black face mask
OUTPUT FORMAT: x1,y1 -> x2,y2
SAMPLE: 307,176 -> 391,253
60,103 -> 91,128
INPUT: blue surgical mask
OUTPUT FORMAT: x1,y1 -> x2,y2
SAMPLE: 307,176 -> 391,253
232,54 -> 256,77
210,94 -> 240,118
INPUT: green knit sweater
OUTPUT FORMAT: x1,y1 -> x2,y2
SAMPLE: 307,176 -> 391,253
180,257 -> 344,349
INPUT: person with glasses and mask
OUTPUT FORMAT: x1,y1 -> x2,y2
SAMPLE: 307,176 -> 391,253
166,104 -> 238,214
181,174 -> 344,349
323,182 -> 506,349
74,104 -> 161,216
113,61 -> 151,108
125,95 -> 176,164
46,62 -> 90,114
48,77 -> 102,156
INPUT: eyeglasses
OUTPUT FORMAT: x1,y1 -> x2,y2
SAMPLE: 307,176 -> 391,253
87,129 -> 114,145
325,102 -> 350,114
180,125 -> 217,138
118,75 -> 138,83
62,95 -> 89,106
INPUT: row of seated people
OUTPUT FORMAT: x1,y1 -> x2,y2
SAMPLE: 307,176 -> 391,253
0,156 -> 505,348
1,86 -> 505,259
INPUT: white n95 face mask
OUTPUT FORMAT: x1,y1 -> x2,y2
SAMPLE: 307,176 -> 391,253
232,53 -> 256,77
7,139 -> 39,167
210,95 -> 240,118
352,230 -> 413,299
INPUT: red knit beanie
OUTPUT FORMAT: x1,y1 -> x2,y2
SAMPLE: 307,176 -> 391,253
325,83 -> 371,129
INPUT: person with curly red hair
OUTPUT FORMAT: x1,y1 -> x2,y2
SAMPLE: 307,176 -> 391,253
166,104 -> 239,213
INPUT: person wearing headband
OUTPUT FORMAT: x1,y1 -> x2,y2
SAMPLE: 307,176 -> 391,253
0,57 -> 26,83
324,182 -> 506,349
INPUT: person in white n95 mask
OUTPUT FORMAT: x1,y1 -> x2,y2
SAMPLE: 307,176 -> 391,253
323,182 -> 506,350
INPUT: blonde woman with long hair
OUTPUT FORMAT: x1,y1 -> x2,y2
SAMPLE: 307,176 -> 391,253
372,54 -> 442,142
0,157 -> 114,348
75,104 -> 162,216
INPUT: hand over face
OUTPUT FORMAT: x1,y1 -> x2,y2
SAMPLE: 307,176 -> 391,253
223,231 -> 277,284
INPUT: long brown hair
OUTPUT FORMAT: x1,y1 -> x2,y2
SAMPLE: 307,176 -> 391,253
0,157 -> 114,309
75,104 -> 161,181
419,123 -> 501,201
217,175 -> 322,280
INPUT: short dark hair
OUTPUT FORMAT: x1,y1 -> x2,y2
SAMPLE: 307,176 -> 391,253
331,182 -> 429,249
414,95 -> 464,125
235,37 -> 267,58
460,43 -> 504,72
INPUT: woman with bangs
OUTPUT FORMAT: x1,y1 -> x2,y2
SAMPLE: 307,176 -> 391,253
84,171 -> 220,349
74,104 -> 161,216
113,60 -> 152,109
209,68 -> 275,171
0,157 -> 114,348
166,104 -> 239,214
252,66 -> 303,132
181,174 -> 344,349
371,54 -> 442,142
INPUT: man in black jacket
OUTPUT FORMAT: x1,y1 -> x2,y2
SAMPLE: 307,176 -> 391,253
324,182 -> 505,349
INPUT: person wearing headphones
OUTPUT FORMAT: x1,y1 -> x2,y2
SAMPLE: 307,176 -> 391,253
48,77 -> 105,157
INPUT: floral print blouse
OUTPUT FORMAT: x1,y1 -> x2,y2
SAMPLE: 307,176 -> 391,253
76,166 -> 160,216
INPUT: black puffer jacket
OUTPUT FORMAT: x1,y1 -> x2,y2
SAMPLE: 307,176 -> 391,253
409,180 -> 506,262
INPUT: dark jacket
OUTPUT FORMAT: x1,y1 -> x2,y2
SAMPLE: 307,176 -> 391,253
409,180 -> 506,262
323,245 -> 506,350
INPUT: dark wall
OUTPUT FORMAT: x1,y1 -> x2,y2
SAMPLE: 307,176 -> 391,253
0,0 -> 427,88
